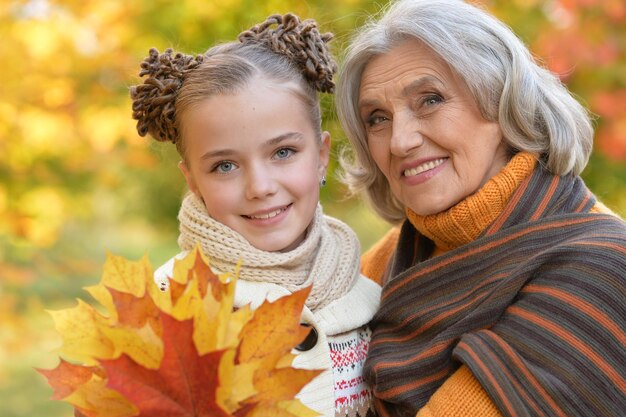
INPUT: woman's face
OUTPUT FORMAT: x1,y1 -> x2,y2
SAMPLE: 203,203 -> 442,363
358,39 -> 509,216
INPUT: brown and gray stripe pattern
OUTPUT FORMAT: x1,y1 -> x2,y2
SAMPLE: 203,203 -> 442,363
365,167 -> 626,417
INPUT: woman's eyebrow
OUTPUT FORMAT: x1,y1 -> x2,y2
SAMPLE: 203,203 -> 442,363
358,75 -> 443,111
402,75 -> 442,96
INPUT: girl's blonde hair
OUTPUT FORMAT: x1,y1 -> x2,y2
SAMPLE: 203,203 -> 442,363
131,13 -> 337,160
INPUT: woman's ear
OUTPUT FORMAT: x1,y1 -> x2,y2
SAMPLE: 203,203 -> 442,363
318,131 -> 331,180
178,161 -> 199,196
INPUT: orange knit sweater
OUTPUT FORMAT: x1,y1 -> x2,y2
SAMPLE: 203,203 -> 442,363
360,152 -> 616,417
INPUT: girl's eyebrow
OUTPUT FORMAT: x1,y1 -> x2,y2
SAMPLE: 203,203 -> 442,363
200,132 -> 304,161
200,148 -> 235,160
265,132 -> 304,146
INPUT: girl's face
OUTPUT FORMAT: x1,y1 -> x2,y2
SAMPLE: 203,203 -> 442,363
179,78 -> 330,252
358,39 -> 509,216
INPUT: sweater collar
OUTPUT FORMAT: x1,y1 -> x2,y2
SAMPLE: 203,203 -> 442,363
406,152 -> 537,252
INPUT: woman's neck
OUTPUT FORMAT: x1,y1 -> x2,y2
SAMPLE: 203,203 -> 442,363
406,152 -> 537,255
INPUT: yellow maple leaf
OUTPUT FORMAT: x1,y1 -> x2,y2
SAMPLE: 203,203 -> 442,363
48,299 -> 115,365
65,372 -> 138,417
100,252 -> 152,298
100,323 -> 163,370
39,246 -> 322,417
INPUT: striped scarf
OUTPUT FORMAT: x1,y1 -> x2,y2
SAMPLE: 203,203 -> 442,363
365,166 -> 626,417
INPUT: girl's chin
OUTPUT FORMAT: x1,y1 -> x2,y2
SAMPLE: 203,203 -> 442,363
248,237 -> 304,253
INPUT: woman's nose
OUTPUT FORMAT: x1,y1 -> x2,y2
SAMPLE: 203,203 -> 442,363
244,165 -> 278,200
389,112 -> 424,156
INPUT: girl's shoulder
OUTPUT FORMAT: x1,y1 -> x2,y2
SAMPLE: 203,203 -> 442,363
153,250 -> 287,307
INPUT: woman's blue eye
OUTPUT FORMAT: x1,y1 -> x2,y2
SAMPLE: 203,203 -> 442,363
367,114 -> 388,127
275,148 -> 294,159
215,161 -> 236,173
423,94 -> 443,106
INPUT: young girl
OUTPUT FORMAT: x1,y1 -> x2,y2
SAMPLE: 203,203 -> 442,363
129,13 -> 379,417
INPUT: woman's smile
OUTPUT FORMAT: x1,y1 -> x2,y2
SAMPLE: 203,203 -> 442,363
359,39 -> 508,215
401,157 -> 449,185
402,157 -> 448,177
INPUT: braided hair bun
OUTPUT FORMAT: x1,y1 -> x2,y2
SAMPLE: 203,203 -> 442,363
130,14 -> 335,146
130,48 -> 203,143
238,13 -> 337,93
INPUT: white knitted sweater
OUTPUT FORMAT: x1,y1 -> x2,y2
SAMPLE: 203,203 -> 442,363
155,257 -> 380,417
155,194 -> 381,416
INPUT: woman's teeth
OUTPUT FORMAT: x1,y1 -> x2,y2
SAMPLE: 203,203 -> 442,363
404,158 -> 446,177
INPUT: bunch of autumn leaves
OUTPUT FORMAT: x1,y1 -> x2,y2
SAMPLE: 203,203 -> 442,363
38,247 -> 321,417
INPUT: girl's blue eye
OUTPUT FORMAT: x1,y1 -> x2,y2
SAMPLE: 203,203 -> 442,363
215,161 -> 236,173
275,148 -> 294,159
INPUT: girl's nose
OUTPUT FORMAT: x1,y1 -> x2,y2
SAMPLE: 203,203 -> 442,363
244,165 -> 278,200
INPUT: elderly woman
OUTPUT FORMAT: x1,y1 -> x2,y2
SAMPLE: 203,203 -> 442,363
337,0 -> 626,416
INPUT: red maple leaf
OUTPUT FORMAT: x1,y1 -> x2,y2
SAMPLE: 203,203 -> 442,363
101,311 -> 231,417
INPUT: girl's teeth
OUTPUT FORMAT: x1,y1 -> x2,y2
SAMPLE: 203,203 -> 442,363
404,158 -> 446,177
250,208 -> 284,219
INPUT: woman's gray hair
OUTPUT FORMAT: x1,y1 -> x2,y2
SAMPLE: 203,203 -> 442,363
337,0 -> 594,223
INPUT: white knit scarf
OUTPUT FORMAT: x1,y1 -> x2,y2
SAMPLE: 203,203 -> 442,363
177,193 -> 361,312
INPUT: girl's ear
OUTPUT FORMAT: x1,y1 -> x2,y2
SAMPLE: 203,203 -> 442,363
318,131 -> 331,180
178,161 -> 199,196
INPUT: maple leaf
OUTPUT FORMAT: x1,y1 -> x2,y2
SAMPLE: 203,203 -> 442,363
237,287 -> 312,363
37,359 -> 137,417
39,246 -> 322,417
219,287 -> 322,416
107,287 -> 161,330
47,299 -> 116,365
102,312 -> 231,417
65,372 -> 138,417
37,359 -> 101,400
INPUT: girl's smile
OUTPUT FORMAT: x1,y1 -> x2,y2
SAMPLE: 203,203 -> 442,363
179,77 -> 330,252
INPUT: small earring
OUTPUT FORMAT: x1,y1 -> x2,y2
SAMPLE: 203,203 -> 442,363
320,176 -> 326,187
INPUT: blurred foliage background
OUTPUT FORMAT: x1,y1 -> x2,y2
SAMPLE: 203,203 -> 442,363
1,0 -> 624,416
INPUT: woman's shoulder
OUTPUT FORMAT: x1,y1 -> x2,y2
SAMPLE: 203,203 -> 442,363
360,226 -> 401,284
590,200 -> 623,219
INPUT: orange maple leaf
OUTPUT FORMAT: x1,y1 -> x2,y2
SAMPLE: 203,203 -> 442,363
37,359 -> 102,401
237,287 -> 312,364
108,287 -> 162,334
38,246 -> 322,417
